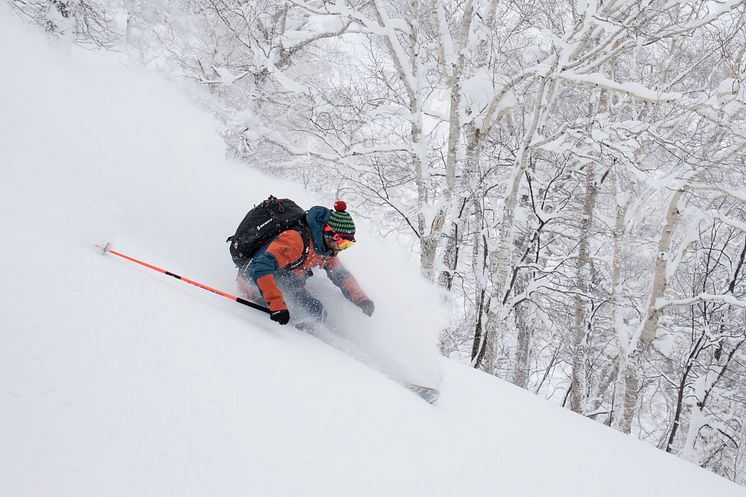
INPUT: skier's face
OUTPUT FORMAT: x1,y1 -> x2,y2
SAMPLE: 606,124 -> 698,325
323,225 -> 356,255
326,238 -> 343,255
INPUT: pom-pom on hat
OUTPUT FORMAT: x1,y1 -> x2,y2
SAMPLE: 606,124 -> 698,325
325,200 -> 356,240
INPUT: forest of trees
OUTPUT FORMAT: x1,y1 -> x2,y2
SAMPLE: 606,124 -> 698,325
10,0 -> 746,485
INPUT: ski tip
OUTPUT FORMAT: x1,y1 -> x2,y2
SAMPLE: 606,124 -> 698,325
401,382 -> 441,404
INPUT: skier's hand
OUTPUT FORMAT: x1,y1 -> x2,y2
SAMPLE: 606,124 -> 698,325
358,299 -> 375,317
270,309 -> 290,325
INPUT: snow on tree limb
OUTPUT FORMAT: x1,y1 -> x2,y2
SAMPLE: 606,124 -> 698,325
714,215 -> 746,234
642,0 -> 746,47
656,293 -> 746,311
559,71 -> 683,103
688,184 -> 746,203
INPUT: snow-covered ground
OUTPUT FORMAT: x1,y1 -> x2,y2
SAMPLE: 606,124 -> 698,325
1,10 -> 744,497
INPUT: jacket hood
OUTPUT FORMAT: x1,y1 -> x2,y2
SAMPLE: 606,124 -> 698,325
305,206 -> 333,256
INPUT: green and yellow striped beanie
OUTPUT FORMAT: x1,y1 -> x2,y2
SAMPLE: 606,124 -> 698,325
325,200 -> 356,240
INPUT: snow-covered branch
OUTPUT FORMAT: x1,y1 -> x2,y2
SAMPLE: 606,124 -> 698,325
657,293 -> 746,311
559,71 -> 682,104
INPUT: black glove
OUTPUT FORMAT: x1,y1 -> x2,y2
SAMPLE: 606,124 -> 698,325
358,299 -> 375,317
270,309 -> 290,325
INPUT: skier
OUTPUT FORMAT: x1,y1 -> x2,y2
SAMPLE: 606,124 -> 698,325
236,201 -> 375,325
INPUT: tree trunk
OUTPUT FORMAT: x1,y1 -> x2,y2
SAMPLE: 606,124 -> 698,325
476,57 -> 559,371
512,299 -> 532,388
615,188 -> 685,433
609,171 -> 633,427
570,163 -> 599,414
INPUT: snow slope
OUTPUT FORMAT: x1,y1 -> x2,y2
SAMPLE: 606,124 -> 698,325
1,10 -> 744,497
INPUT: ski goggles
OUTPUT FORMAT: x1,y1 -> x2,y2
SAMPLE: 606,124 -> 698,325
323,225 -> 356,250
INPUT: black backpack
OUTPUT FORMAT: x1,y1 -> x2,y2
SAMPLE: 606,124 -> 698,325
227,196 -> 310,268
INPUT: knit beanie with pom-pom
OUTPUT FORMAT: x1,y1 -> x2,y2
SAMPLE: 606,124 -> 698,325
325,200 -> 356,240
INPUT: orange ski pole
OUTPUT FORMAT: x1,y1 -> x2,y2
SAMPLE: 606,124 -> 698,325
96,242 -> 270,314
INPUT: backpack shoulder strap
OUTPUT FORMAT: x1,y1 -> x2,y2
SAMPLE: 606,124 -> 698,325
284,225 -> 311,271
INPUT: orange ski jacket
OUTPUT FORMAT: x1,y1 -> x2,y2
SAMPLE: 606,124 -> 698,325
250,207 -> 369,313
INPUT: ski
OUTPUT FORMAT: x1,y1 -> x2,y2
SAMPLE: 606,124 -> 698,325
398,381 -> 440,404
294,319 -> 441,404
